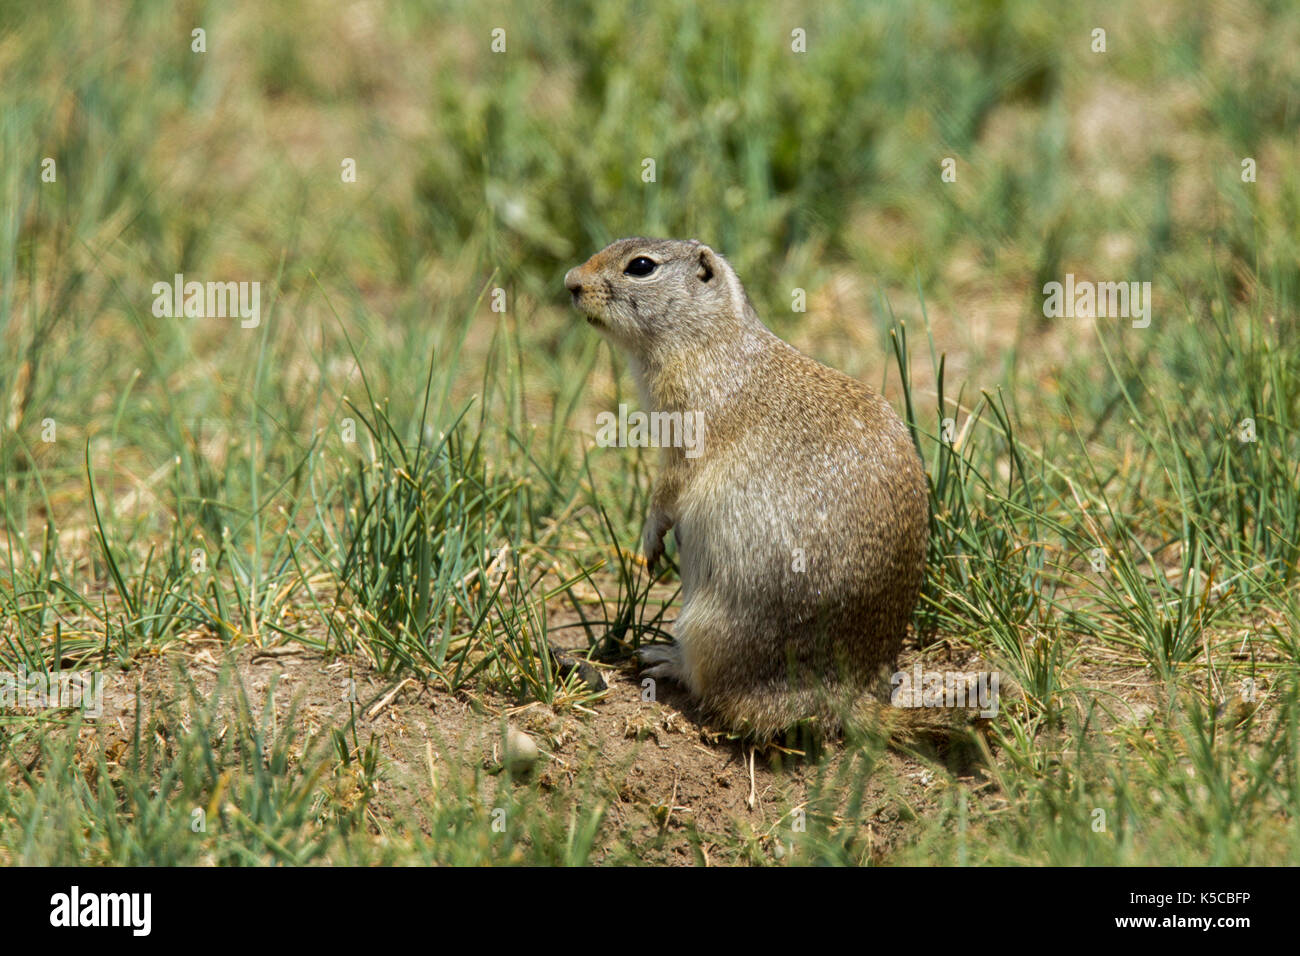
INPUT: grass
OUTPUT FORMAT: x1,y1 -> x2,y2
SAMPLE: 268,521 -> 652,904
1,0 -> 1298,865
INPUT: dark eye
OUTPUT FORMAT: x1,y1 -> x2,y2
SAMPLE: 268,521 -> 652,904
624,256 -> 657,277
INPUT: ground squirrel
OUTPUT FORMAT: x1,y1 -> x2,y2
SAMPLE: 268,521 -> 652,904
565,238 -> 930,740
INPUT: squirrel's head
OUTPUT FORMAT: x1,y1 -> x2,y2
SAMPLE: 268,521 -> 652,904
564,238 -> 757,354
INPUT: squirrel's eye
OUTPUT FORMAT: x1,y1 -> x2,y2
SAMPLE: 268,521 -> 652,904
624,256 -> 657,277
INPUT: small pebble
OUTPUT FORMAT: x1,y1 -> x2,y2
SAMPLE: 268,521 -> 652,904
505,726 -> 539,775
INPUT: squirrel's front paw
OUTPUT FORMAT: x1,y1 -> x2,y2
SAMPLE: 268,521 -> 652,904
641,515 -> 670,568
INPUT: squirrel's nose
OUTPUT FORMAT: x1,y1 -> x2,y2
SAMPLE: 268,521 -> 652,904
564,268 -> 583,297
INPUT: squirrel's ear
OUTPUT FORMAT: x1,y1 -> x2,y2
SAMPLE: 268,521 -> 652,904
696,246 -> 718,283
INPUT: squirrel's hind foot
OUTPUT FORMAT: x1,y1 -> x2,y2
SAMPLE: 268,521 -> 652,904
637,642 -> 686,683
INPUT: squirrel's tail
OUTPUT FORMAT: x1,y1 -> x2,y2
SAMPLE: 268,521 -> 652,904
847,695 -> 994,756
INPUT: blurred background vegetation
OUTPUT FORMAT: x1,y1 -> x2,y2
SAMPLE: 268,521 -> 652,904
2,0 -> 1296,448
